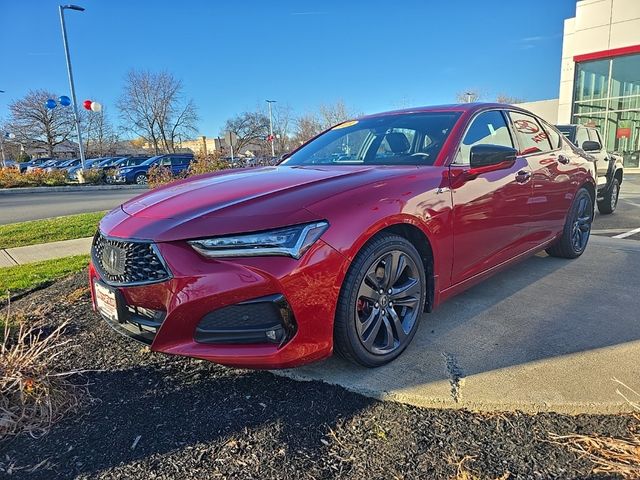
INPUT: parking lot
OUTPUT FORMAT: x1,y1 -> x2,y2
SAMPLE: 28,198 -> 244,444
592,173 -> 640,240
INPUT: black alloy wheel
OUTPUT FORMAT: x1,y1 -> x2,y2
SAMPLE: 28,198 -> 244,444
334,233 -> 426,367
546,187 -> 594,259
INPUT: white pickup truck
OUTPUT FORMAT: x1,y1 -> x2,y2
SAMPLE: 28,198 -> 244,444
556,124 -> 624,214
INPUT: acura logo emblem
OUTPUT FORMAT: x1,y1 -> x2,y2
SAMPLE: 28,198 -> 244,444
101,244 -> 125,275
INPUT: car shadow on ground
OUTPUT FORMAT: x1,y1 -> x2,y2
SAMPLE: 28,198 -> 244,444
285,236 -> 640,407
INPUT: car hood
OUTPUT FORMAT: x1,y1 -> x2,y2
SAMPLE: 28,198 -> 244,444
102,165 -> 416,241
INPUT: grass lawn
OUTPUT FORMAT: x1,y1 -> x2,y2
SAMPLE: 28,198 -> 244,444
0,254 -> 89,295
0,211 -> 106,250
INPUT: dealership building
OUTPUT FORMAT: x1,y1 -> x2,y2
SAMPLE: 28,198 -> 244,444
521,0 -> 640,169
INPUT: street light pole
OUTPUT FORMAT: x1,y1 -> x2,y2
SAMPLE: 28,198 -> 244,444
266,99 -> 276,157
59,4 -> 86,172
0,90 -> 6,168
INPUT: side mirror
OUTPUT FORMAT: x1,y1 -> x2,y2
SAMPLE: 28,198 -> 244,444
582,140 -> 601,152
469,144 -> 518,169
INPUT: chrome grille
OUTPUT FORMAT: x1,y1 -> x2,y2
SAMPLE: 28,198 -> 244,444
92,232 -> 170,286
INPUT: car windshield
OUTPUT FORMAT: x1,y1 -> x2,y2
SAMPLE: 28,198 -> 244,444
97,158 -> 116,167
282,112 -> 461,166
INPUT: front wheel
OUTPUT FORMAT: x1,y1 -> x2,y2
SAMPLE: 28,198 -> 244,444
134,173 -> 147,185
546,187 -> 593,259
334,233 -> 426,367
597,177 -> 619,214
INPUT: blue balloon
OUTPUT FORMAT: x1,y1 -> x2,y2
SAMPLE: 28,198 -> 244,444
45,99 -> 57,109
59,95 -> 71,107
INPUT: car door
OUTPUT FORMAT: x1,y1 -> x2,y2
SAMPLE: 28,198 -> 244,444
509,112 -> 575,241
449,109 -> 533,284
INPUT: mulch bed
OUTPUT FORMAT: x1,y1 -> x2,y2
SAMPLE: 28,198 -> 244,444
0,271 -> 636,479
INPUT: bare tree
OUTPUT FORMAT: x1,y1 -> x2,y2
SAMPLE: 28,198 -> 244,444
118,70 -> 198,154
7,90 -> 75,157
271,103 -> 296,154
292,113 -> 323,146
82,107 -> 118,157
456,90 -> 482,103
495,94 -> 526,104
292,100 -> 359,146
318,100 -> 353,128
222,111 -> 270,155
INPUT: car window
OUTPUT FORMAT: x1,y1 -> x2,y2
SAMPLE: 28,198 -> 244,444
509,111 -> 552,155
542,122 -> 562,149
454,110 -> 513,165
172,157 -> 190,166
587,129 -> 602,146
575,127 -> 590,149
159,157 -> 171,166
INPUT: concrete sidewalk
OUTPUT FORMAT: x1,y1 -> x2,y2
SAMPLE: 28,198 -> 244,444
277,235 -> 640,415
0,236 -> 92,267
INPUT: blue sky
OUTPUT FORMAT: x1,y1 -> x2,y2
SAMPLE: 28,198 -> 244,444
0,0 -> 576,137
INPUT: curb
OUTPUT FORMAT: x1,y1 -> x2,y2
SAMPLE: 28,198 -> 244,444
0,184 -> 148,195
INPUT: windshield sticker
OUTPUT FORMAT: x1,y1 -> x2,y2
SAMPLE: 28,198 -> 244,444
332,120 -> 359,130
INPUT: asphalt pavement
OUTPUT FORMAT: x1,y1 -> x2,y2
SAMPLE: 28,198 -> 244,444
0,188 -> 145,225
592,173 -> 640,241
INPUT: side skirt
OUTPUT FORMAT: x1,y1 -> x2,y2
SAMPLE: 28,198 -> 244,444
434,236 -> 561,307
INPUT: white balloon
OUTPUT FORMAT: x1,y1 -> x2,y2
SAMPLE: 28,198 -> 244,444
90,101 -> 102,112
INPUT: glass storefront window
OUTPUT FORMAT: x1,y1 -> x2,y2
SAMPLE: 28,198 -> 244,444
572,53 -> 640,168
574,59 -> 609,102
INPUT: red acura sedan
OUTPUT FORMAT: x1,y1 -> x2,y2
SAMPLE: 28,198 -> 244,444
90,103 -> 596,368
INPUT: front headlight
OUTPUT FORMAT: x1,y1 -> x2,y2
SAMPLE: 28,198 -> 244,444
118,168 -> 131,174
189,221 -> 329,259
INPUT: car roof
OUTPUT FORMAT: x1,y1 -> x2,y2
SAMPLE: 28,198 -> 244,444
357,102 -> 534,121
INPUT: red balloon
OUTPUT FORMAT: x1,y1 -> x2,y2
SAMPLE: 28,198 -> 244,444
83,100 -> 92,110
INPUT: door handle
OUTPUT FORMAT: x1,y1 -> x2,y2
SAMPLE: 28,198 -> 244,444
557,155 -> 570,165
515,170 -> 531,183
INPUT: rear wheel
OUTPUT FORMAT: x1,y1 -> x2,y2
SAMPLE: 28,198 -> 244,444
546,187 -> 593,259
597,177 -> 619,214
134,173 -> 147,185
334,233 -> 426,367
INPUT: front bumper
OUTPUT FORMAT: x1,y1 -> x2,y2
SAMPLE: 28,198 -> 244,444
107,175 -> 129,184
89,238 -> 346,369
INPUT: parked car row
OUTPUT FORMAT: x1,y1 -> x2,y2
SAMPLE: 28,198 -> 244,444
107,153 -> 194,184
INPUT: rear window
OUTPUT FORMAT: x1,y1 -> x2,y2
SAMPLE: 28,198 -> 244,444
541,122 -> 562,149
556,126 -> 575,143
508,111 -> 552,155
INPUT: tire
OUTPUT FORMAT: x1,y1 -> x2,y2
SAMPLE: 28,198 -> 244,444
597,177 -> 620,214
334,233 -> 427,367
134,173 -> 147,185
546,187 -> 594,259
